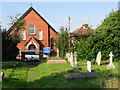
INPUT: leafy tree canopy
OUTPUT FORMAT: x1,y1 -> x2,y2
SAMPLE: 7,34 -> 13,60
2,14 -> 26,60
8,14 -> 26,36
55,27 -> 70,58
76,10 -> 120,61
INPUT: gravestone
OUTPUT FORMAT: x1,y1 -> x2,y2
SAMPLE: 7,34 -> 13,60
87,61 -> 91,72
107,52 -> 116,69
72,51 -> 79,70
46,60 -> 67,64
74,51 -> 77,66
57,49 -> 59,57
0,72 -> 4,81
64,72 -> 99,79
67,53 -> 70,63
96,51 -> 102,65
70,52 -> 74,67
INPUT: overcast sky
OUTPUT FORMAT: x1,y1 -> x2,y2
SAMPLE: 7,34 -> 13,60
1,1 -> 119,32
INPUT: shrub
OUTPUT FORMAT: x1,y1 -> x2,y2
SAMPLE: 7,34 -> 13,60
2,30 -> 20,60
76,10 -> 120,61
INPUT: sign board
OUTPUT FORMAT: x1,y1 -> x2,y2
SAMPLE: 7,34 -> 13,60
43,47 -> 50,53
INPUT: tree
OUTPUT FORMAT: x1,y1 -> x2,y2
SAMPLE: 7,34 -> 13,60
76,10 -> 120,61
2,14 -> 26,60
8,14 -> 26,36
2,30 -> 20,60
55,27 -> 70,58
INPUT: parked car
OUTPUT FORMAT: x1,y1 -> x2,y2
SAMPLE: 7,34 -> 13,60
24,50 -> 39,61
21,50 -> 50,61
43,54 -> 50,59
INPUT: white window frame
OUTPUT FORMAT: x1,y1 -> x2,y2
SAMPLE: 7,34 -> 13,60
28,25 -> 35,35
22,30 -> 26,40
38,30 -> 43,40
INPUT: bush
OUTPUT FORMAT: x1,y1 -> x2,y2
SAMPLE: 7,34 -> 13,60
2,15 -> 26,61
2,30 -> 20,60
76,10 -> 120,61
55,27 -> 70,58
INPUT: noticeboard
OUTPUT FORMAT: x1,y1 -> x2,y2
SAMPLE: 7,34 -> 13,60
43,47 -> 50,53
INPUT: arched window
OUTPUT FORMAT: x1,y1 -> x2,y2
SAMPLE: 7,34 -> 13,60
28,25 -> 35,34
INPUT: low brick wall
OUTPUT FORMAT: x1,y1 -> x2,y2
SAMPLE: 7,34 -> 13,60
46,60 -> 67,64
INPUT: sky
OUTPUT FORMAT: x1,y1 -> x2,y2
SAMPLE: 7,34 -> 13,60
0,1 -> 119,32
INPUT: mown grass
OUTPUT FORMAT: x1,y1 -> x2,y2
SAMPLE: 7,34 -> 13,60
1,59 -> 119,88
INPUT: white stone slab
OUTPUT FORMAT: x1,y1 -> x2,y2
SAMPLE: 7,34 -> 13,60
96,51 -> 102,65
70,52 -> 74,67
74,51 -> 77,66
87,61 -> 91,72
0,72 -> 4,81
67,53 -> 70,62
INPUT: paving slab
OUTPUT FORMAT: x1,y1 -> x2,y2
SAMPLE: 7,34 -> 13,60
64,72 -> 99,79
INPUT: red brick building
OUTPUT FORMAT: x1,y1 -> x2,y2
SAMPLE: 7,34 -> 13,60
8,7 -> 57,56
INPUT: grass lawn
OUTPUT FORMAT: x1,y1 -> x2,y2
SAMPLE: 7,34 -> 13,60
1,59 -> 119,88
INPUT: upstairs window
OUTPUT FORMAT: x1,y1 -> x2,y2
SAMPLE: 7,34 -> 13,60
29,25 -> 35,34
21,31 -> 26,40
38,30 -> 43,40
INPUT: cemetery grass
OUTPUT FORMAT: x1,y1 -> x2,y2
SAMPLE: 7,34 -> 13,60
2,59 -> 119,88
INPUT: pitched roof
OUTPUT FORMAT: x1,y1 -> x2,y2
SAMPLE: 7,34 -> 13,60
24,37 -> 41,46
72,24 -> 96,36
7,7 -> 57,34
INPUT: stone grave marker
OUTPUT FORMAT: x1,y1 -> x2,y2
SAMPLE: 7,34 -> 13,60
96,51 -> 102,65
74,51 -> 77,66
67,53 -> 70,63
64,72 -> 99,79
0,72 -> 4,81
72,51 -> 79,70
46,60 -> 67,64
70,52 -> 74,67
87,61 -> 91,72
109,52 -> 114,64
107,52 -> 116,69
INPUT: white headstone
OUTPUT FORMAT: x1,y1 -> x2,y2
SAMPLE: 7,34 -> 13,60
96,51 -> 102,65
107,52 -> 115,69
70,52 -> 74,67
74,51 -> 77,66
0,72 -> 4,81
57,49 -> 59,57
87,61 -> 91,72
109,52 -> 114,65
67,53 -> 70,63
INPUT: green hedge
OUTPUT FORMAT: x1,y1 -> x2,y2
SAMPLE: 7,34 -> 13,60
76,10 -> 120,61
